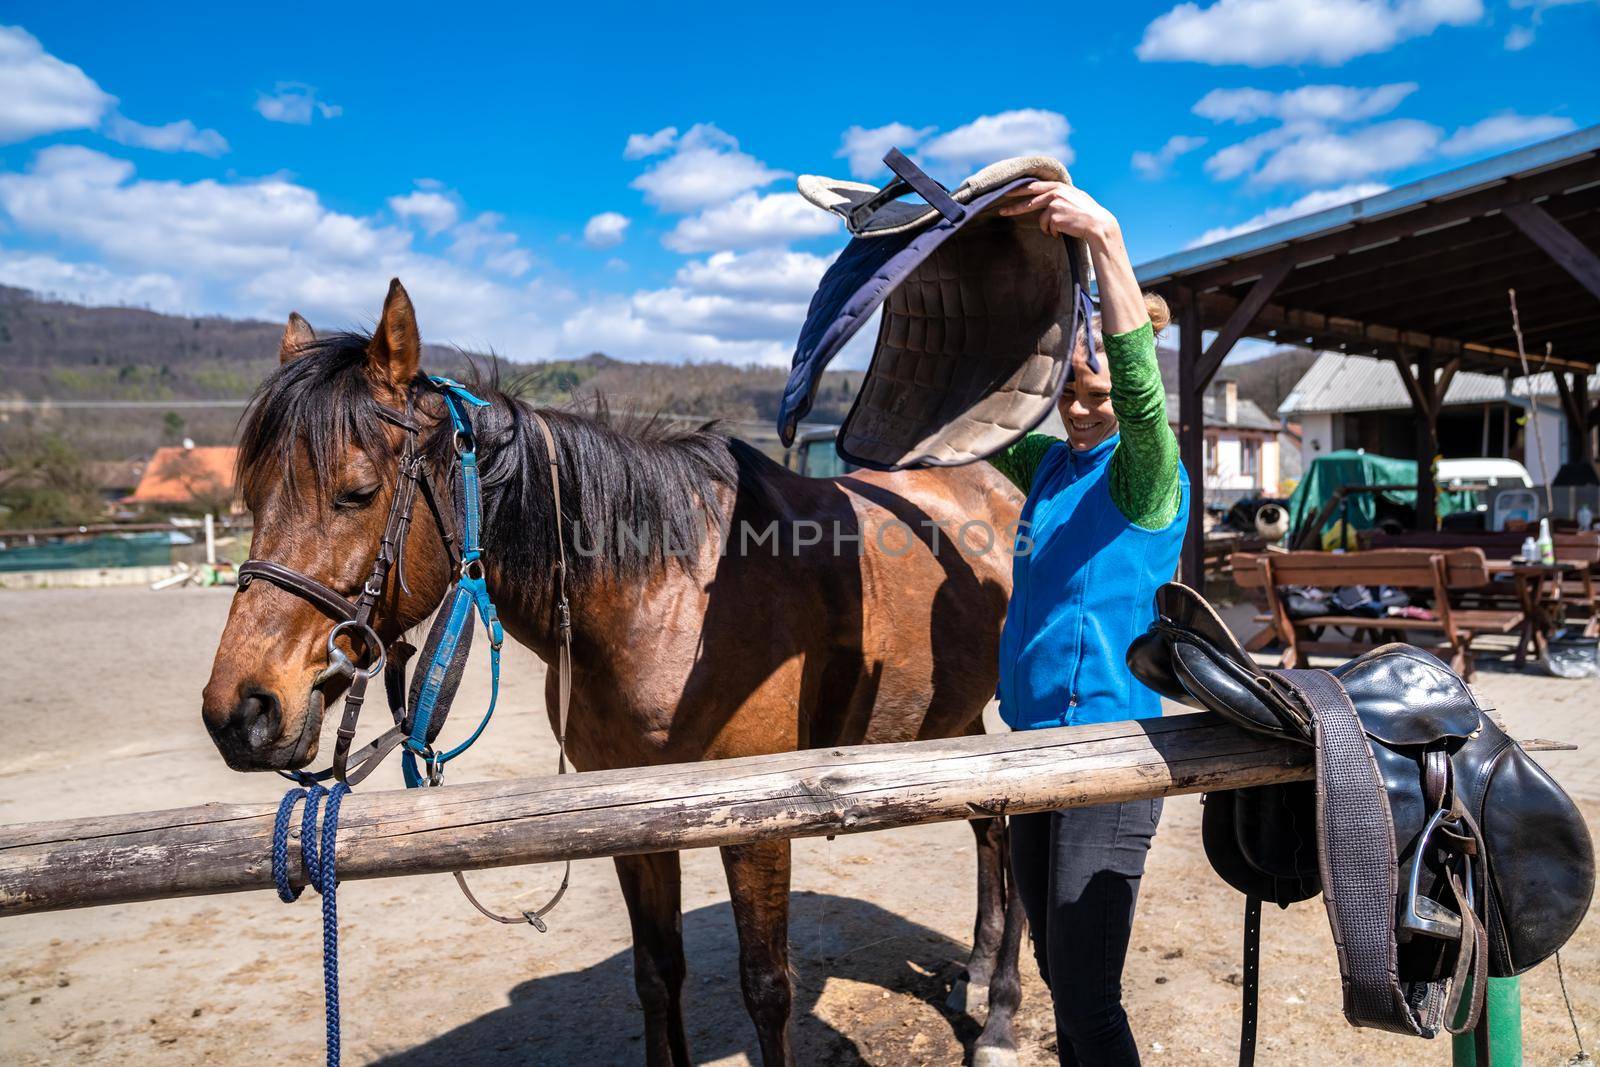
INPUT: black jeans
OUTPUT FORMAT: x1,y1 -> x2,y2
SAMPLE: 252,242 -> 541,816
1010,797 -> 1163,1066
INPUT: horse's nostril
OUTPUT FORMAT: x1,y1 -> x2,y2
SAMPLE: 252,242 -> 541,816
235,690 -> 283,751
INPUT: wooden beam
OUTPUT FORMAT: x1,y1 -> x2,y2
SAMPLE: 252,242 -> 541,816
0,713 -> 1312,917
1178,295 -> 1207,592
1413,349 -> 1440,532
1434,356 -> 1462,410
1504,201 -> 1600,301
1193,290 -> 1596,373
1391,354 -> 1432,417
1198,254 -> 1295,383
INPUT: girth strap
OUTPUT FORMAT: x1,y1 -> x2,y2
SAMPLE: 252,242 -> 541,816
1276,669 -> 1486,1039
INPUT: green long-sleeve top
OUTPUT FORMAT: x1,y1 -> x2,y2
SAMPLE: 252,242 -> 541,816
988,321 -> 1182,530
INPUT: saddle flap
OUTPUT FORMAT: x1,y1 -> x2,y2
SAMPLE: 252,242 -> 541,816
1329,644 -> 1482,745
1202,786 -> 1322,907
1128,583 -> 1310,741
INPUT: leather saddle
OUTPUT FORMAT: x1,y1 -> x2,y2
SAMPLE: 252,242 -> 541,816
1127,582 -> 1593,1064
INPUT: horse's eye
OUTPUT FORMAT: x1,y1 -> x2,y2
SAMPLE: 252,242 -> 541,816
335,485 -> 381,510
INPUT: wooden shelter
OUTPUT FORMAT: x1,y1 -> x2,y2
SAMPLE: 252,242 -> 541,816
1136,126 -> 1600,589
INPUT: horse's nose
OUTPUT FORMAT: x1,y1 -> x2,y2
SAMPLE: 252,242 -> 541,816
210,689 -> 283,767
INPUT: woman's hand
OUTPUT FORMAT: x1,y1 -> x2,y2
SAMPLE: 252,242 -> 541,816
998,181 -> 1120,245
1000,181 -> 1146,336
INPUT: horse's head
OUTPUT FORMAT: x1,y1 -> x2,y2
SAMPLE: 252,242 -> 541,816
203,280 -> 455,770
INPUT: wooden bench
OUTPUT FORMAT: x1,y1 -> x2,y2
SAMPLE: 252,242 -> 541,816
1364,529 -> 1600,637
1231,548 -> 1524,679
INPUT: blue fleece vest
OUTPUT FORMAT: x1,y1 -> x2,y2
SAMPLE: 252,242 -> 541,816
998,434 -> 1190,730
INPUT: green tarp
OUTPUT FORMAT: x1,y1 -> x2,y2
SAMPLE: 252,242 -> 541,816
1286,450 -> 1475,547
0,532 -> 180,572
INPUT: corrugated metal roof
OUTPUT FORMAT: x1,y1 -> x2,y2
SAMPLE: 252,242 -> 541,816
1165,392 -> 1279,430
1278,351 -> 1600,415
1136,125 -> 1600,285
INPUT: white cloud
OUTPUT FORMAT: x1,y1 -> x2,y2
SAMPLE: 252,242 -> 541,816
1190,182 -> 1389,246
1439,113 -> 1576,156
582,211 -> 630,248
389,187 -> 459,235
0,145 -> 562,357
255,83 -> 342,125
623,126 -> 678,160
0,25 -> 113,143
0,25 -> 224,157
104,114 -> 228,157
1193,82 -> 1417,125
447,212 -> 532,277
835,122 -> 936,178
662,191 -> 839,253
559,296 -> 793,366
629,123 -> 787,212
673,249 -> 834,302
0,244 -> 188,310
1132,134 -> 1208,178
919,110 -> 1073,171
1251,119 -> 1440,184
1138,0 -> 1483,66
1204,124 -> 1306,181
1503,25 -> 1536,48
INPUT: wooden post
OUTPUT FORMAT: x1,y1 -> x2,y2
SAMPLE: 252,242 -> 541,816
1178,295 -> 1207,589
0,713 -> 1314,917
1397,349 -> 1441,532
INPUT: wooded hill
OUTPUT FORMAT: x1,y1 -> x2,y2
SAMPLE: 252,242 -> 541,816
1,284 -> 1312,462
0,286 -> 863,460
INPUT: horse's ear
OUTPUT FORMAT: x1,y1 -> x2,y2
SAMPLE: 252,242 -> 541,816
368,278 -> 421,395
279,312 -> 315,364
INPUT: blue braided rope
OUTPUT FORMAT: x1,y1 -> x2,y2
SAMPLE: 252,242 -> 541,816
272,781 -> 352,1067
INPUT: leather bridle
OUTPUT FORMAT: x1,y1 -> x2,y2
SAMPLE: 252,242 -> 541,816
235,374 -> 576,929
237,392 -> 444,784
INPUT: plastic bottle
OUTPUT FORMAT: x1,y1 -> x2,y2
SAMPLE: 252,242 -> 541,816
1579,504 -> 1594,532
1521,535 -> 1538,562
1538,518 -> 1555,565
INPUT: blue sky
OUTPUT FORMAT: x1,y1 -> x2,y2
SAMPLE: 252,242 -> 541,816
0,0 -> 1595,366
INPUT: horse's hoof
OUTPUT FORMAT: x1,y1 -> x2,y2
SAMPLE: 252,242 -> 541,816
946,978 -> 988,1016
972,1044 -> 1020,1067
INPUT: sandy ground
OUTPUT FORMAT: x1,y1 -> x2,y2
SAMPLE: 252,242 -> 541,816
1,585 -> 1597,1066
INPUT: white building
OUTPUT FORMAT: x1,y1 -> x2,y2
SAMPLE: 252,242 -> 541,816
1279,352 -> 1590,485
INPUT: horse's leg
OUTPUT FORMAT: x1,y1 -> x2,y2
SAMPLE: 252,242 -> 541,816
720,839 -> 796,1067
948,815 -> 1008,1015
973,825 -> 1025,1067
614,851 -> 691,1067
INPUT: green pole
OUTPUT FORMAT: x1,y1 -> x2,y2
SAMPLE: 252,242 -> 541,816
1452,975 -> 1523,1066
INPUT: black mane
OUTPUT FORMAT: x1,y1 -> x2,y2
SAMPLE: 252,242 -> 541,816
237,331 -> 775,598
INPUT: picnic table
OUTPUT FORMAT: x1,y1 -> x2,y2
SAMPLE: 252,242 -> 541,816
1485,559 -> 1582,667
1365,529 -> 1600,646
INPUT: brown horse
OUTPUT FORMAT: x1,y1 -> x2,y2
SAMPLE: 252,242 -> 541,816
201,279 -> 1027,1066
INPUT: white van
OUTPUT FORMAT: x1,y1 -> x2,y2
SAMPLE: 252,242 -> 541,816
1436,458 -> 1533,490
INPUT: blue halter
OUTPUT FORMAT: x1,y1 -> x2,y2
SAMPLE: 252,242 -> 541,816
399,376 -> 503,788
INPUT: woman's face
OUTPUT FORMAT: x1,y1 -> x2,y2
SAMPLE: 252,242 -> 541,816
1058,338 -> 1117,451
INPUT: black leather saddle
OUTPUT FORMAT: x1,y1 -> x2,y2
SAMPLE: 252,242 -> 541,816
1127,582 -> 1593,1065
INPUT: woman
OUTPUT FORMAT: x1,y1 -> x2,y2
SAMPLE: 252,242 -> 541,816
989,182 -> 1188,1065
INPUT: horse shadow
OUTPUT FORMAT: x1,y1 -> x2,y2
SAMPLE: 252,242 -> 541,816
374,890 -> 986,1066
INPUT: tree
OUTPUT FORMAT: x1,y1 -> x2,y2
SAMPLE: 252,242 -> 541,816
0,429 -> 104,528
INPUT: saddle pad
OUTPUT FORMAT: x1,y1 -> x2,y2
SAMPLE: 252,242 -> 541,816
778,153 -> 1093,471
